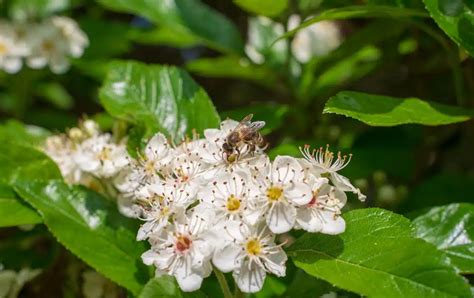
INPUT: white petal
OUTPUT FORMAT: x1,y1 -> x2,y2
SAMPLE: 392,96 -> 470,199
145,133 -> 169,159
3,57 -> 22,73
212,244 -> 242,273
175,271 -> 204,292
264,249 -> 287,276
272,155 -> 304,184
234,261 -> 266,293
320,210 -> 346,235
285,181 -> 312,205
266,203 -> 296,234
141,250 -> 159,265
296,208 -> 322,233
331,172 -> 366,201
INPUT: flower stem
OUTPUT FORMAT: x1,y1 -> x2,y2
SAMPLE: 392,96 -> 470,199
234,284 -> 244,298
213,267 -> 232,298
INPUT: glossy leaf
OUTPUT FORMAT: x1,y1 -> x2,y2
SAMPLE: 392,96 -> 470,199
99,61 -> 220,143
14,180 -> 150,295
423,0 -> 474,56
0,184 -> 41,227
0,142 -> 61,184
289,208 -> 471,297
138,276 -> 205,298
233,0 -> 288,17
324,91 -> 473,126
413,203 -> 474,273
277,5 -> 428,41
98,0 -> 243,54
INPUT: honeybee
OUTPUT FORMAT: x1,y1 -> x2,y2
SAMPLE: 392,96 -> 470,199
222,114 -> 266,162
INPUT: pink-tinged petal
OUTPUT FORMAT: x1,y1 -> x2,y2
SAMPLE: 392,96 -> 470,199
266,203 -> 296,234
234,261 -> 266,293
285,182 -> 312,205
212,244 -> 242,273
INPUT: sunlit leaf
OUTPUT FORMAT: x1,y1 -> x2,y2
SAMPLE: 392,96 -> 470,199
0,184 -> 41,227
289,208 -> 471,297
324,91 -> 473,126
413,203 -> 474,273
14,181 -> 150,295
99,61 -> 220,143
423,0 -> 474,56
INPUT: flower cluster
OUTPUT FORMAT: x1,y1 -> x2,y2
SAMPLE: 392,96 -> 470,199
0,16 -> 88,74
44,118 -> 364,293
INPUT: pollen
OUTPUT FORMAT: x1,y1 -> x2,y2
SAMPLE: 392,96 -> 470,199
175,234 -> 192,253
144,160 -> 156,174
226,195 -> 241,212
266,186 -> 283,201
245,239 -> 261,256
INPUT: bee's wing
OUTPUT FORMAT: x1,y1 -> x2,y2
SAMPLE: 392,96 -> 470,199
231,114 -> 254,132
248,121 -> 265,131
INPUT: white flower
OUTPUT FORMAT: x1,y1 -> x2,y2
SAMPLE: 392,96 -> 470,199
300,145 -> 366,201
44,135 -> 84,183
26,16 -> 88,74
288,15 -> 342,63
295,176 -> 347,234
142,212 -> 214,292
136,182 -> 196,241
199,171 -> 255,224
134,133 -> 172,184
0,21 -> 28,73
213,222 -> 287,293
248,156 -> 312,234
74,134 -> 129,178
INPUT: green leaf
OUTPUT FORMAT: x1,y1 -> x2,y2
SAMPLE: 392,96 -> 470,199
14,180 -> 150,295
413,203 -> 474,273
0,142 -> 61,184
0,120 -> 50,146
324,91 -> 473,126
35,83 -> 74,110
233,0 -> 288,17
289,208 -> 471,297
138,276 -> 205,298
423,0 -> 474,56
0,184 -> 41,227
185,56 -> 278,88
277,5 -> 428,41
98,0 -> 244,54
99,61 -> 220,143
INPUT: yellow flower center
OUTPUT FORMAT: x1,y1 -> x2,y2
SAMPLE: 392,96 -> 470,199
226,195 -> 241,212
42,39 -> 55,51
98,147 -> 111,161
144,160 -> 156,175
246,239 -> 261,256
0,42 -> 7,55
266,186 -> 283,201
